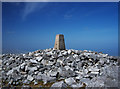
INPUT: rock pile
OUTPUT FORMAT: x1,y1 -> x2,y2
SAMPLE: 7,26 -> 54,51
1,48 -> 120,88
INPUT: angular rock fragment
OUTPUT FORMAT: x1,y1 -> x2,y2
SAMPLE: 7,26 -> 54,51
50,81 -> 67,89
27,75 -> 34,81
65,77 -> 76,85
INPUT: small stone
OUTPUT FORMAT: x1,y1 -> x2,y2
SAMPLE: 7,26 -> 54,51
36,56 -> 43,61
41,59 -> 47,65
68,50 -> 72,54
46,51 -> 53,56
64,66 -> 71,70
58,52 -> 63,57
8,79 -> 13,85
22,85 -> 30,87
36,75 -> 42,81
71,83 -> 83,88
65,77 -> 76,85
90,71 -> 99,75
73,54 -> 78,58
7,69 -> 13,75
62,51 -> 67,56
34,53 -> 40,56
20,63 -> 26,67
50,81 -> 67,89
89,67 -> 100,72
50,71 -> 58,77
30,59 -> 38,64
23,54 -> 26,56
27,75 -> 34,81
29,67 -> 38,72
33,80 -> 38,85
80,78 -> 90,84
83,69 -> 88,74
76,75 -> 83,80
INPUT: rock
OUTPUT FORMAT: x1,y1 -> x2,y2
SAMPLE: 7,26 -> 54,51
75,75 -> 83,80
62,51 -> 67,56
20,63 -> 26,67
22,85 -> 30,88
65,77 -> 76,85
41,59 -> 47,66
73,54 -> 78,58
71,83 -> 83,88
57,59 -> 63,65
77,62 -> 82,69
49,71 -> 58,77
23,54 -> 26,56
90,71 -> 99,75
46,51 -> 53,56
58,52 -> 63,57
25,66 -> 28,72
34,53 -> 40,56
57,67 -> 63,74
28,52 -> 34,56
36,56 -> 43,61
64,66 -> 71,70
40,74 -> 56,84
34,71 -> 38,75
7,69 -> 14,75
23,80 -> 29,84
88,67 -> 100,72
8,79 -> 13,85
27,75 -> 34,81
1,49 -> 119,87
80,78 -> 90,84
83,69 -> 88,74
30,59 -> 38,64
68,50 -> 72,54
33,80 -> 38,85
39,67 -> 47,72
36,75 -> 42,81
47,61 -> 55,66
28,67 -> 38,72
50,81 -> 67,89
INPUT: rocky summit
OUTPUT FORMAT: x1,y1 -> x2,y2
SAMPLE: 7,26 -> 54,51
1,48 -> 120,88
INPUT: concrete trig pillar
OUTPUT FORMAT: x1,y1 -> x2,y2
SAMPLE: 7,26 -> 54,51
54,34 -> 65,50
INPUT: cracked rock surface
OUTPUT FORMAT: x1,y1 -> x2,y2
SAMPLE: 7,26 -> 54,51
1,48 -> 120,88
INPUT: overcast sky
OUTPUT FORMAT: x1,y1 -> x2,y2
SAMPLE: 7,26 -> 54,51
2,2 -> 118,56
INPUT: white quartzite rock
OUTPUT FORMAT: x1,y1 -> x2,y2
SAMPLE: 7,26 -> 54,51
65,77 -> 76,85
30,59 -> 38,64
36,56 -> 43,61
27,75 -> 34,81
7,69 -> 13,75
50,81 -> 67,89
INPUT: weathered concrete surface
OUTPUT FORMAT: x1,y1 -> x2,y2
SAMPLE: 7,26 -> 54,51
54,34 -> 65,50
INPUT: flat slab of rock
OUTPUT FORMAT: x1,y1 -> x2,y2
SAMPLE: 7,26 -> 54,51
50,81 -> 67,89
65,77 -> 76,85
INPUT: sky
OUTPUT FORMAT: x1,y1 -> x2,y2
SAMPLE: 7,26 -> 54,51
2,2 -> 118,56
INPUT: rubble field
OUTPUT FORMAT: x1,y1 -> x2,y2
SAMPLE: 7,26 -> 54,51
1,49 -> 120,88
